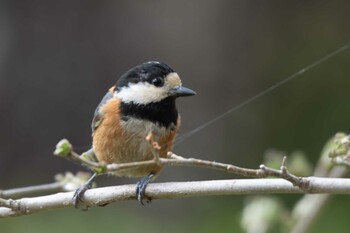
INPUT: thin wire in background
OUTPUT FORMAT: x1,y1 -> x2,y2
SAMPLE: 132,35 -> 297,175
174,41 -> 350,146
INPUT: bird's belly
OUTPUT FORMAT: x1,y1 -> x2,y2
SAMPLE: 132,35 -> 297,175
93,118 -> 174,177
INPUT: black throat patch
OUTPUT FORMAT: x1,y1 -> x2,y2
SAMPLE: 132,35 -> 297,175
120,97 -> 178,129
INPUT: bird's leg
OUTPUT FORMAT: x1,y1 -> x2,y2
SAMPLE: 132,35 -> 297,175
136,173 -> 154,205
73,172 -> 97,209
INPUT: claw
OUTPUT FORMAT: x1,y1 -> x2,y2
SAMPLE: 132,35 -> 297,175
72,173 -> 97,209
136,173 -> 154,205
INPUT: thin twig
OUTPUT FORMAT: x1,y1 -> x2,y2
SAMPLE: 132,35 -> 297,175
0,172 -> 91,199
104,153 -> 309,191
54,139 -> 309,191
0,182 -> 63,199
63,148 -> 308,188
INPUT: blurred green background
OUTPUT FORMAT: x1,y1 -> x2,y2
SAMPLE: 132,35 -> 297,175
1,0 -> 350,232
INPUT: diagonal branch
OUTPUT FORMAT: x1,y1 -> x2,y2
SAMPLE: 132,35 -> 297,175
54,139 -> 310,190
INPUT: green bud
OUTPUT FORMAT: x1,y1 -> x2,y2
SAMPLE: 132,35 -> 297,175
93,165 -> 107,174
54,139 -> 73,157
329,133 -> 350,158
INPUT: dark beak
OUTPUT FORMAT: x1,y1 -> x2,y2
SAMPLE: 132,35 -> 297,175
170,86 -> 196,97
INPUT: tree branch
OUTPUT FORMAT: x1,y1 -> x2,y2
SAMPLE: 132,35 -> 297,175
1,177 -> 350,218
1,137 -> 349,219
54,139 -> 310,190
0,172 -> 91,199
0,182 -> 63,199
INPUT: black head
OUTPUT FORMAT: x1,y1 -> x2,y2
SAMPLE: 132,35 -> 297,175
116,61 -> 174,91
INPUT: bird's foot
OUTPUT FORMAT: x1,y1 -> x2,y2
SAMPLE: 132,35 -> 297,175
73,173 -> 97,209
136,173 -> 154,205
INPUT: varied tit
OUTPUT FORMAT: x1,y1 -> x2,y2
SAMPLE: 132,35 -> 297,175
73,61 -> 196,206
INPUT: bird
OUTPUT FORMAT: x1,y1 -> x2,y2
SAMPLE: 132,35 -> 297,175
73,61 -> 196,206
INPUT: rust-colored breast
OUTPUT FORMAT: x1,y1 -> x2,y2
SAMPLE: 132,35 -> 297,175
92,98 -> 124,164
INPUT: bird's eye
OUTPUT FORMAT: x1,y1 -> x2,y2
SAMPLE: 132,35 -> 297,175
151,78 -> 164,87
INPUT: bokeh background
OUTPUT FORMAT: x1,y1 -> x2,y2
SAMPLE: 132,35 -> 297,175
1,1 -> 350,232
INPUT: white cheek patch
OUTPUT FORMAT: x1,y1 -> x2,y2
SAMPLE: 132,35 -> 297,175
115,82 -> 168,104
115,72 -> 182,105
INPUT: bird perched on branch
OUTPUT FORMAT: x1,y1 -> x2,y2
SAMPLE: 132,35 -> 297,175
73,61 -> 196,206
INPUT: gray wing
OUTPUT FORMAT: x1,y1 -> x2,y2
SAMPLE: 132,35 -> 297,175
91,91 -> 114,135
